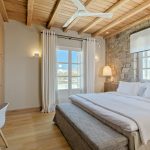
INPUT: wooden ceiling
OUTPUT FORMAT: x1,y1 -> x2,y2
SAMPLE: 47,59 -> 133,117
1,0 -> 150,38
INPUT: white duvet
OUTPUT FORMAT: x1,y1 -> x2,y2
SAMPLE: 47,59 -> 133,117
69,92 -> 150,144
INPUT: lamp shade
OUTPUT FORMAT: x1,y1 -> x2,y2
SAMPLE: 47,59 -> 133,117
103,66 -> 112,76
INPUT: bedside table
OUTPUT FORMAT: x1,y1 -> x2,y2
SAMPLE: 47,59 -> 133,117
104,82 -> 119,92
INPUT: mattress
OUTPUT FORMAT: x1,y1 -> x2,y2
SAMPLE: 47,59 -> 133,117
70,94 -> 138,132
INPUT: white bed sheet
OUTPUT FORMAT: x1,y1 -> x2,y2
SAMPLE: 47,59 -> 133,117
70,93 -> 138,132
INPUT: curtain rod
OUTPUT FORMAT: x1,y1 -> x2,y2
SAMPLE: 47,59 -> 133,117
57,34 -> 87,41
41,32 -> 86,41
40,32 -> 102,42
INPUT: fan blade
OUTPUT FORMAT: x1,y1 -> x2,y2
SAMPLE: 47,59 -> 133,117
71,0 -> 86,10
78,11 -> 113,18
63,12 -> 78,27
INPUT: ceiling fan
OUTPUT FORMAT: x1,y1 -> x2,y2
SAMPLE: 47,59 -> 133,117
63,0 -> 113,28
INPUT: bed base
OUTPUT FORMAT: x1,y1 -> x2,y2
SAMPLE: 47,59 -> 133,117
54,103 -> 150,150
54,103 -> 129,150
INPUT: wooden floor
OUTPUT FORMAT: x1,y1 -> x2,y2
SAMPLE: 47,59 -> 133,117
0,112 -> 71,150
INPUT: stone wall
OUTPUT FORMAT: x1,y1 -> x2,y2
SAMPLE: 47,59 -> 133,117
106,20 -> 150,82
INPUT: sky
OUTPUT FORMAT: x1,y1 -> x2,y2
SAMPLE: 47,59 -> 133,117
56,50 -> 81,63
56,50 -> 81,72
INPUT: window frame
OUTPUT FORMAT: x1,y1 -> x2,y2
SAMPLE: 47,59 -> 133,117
56,46 -> 82,91
139,51 -> 150,81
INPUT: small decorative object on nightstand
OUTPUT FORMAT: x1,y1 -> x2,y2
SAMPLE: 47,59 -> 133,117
104,82 -> 119,92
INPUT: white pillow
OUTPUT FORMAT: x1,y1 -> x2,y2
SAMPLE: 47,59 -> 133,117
143,86 -> 150,99
143,82 -> 150,87
117,81 -> 141,96
137,83 -> 147,96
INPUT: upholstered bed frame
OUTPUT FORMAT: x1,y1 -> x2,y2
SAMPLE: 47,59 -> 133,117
54,103 -> 150,150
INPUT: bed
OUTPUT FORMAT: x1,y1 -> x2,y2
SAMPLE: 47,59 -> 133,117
54,85 -> 150,150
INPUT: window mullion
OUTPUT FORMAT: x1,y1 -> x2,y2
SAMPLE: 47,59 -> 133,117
139,51 -> 150,81
56,48 -> 82,90
68,50 -> 72,91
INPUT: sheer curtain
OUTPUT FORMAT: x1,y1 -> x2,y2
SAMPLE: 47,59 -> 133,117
42,30 -> 57,113
82,38 -> 96,93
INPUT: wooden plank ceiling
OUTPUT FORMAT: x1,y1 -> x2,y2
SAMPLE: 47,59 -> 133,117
1,0 -> 150,38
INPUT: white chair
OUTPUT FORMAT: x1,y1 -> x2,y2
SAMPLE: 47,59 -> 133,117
0,103 -> 9,148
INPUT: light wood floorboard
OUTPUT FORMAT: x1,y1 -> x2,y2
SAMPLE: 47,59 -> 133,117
0,112 -> 71,150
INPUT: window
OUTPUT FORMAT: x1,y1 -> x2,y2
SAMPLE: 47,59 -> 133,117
139,50 -> 150,81
56,48 -> 82,90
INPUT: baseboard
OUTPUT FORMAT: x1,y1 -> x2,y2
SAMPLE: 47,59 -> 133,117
7,107 -> 42,115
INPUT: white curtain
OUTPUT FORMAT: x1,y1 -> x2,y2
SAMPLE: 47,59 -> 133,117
82,38 -> 96,93
42,30 -> 57,113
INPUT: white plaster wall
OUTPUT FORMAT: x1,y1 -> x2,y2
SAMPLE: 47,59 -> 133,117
4,21 -> 105,110
0,14 -> 4,104
4,20 -> 42,110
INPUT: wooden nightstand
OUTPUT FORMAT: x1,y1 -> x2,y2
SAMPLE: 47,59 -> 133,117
104,82 -> 119,92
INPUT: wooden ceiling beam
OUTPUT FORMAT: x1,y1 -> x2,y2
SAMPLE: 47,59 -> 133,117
92,0 -> 150,37
0,0 -> 8,22
47,0 -> 62,29
63,0 -> 93,32
84,0 -> 93,6
105,14 -> 150,39
78,0 -> 130,34
27,0 -> 34,26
